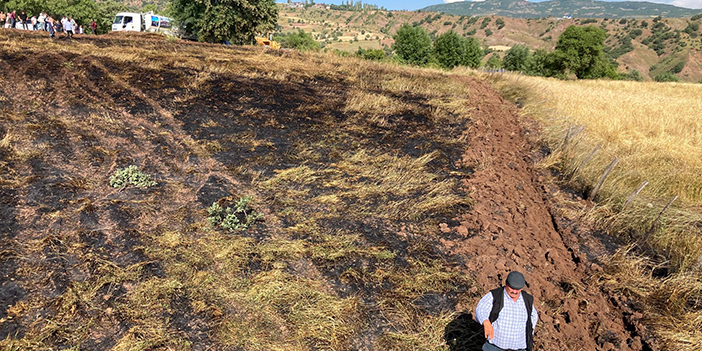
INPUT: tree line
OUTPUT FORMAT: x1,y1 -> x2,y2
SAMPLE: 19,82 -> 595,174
392,24 -> 621,79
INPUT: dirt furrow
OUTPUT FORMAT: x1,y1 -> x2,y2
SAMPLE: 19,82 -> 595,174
442,77 -> 648,351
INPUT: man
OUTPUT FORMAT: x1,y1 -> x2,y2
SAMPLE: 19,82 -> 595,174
63,16 -> 74,38
475,271 -> 538,351
90,19 -> 97,35
19,11 -> 28,30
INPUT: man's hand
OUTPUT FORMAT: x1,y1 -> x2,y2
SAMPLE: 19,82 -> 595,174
482,320 -> 494,340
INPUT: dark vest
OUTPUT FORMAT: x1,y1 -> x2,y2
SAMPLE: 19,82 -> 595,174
488,287 -> 534,351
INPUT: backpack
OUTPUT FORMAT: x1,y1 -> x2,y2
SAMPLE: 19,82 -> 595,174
488,287 -> 534,351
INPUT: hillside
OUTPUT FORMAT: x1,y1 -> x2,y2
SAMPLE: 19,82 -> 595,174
422,0 -> 702,19
279,5 -> 702,82
0,30 -> 657,350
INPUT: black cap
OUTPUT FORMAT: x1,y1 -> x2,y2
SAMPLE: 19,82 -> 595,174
506,271 -> 526,290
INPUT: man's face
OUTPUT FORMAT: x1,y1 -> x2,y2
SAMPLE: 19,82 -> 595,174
506,284 -> 522,300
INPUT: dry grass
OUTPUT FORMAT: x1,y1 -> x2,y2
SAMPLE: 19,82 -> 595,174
485,72 -> 702,351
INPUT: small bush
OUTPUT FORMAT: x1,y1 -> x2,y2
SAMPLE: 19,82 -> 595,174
109,165 -> 157,189
625,69 -> 644,81
654,72 -> 680,82
671,61 -> 685,74
207,197 -> 262,232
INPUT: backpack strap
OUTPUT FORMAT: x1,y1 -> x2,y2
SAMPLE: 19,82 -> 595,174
523,291 -> 534,351
488,287 -> 504,323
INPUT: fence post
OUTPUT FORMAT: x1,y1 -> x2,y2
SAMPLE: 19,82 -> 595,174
589,157 -> 619,200
643,195 -> 678,242
623,180 -> 649,209
572,145 -> 600,178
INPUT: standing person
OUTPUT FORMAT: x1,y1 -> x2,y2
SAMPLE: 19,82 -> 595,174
37,12 -> 45,31
47,16 -> 55,39
54,17 -> 62,35
90,19 -> 97,35
475,271 -> 538,351
69,17 -> 77,34
9,11 -> 16,29
19,11 -> 28,30
31,15 -> 37,30
0,12 -> 6,29
63,16 -> 74,38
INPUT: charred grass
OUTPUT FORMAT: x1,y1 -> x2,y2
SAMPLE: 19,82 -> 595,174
0,31 -> 477,350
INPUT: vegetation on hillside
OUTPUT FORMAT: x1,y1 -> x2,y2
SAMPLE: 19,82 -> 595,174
276,5 -> 702,82
422,0 -> 702,19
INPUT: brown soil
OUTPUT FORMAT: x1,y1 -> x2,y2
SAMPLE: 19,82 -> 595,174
441,78 -> 656,351
0,30 -> 657,350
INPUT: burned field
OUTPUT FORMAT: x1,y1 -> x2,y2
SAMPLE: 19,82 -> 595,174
0,31 -> 654,350
0,31 -> 476,350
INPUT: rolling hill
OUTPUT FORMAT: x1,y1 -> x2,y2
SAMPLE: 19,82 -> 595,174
278,5 -> 702,82
422,0 -> 702,19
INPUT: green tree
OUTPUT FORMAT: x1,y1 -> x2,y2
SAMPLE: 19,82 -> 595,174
432,30 -> 482,69
392,24 -> 432,66
502,44 -> 531,72
553,25 -> 617,79
527,49 -> 562,77
6,0 -> 125,33
275,29 -> 320,51
170,0 -> 278,44
485,55 -> 501,69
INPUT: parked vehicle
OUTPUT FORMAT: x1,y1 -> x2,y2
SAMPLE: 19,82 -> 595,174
111,12 -> 175,36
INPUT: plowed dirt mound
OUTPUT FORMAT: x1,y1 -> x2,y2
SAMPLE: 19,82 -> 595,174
441,79 -> 655,351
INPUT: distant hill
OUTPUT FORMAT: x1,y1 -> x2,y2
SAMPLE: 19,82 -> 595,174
422,0 -> 702,19
278,5 -> 702,82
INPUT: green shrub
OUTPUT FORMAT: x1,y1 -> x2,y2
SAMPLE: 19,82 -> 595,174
485,55 -> 502,69
625,69 -> 644,81
356,47 -> 385,60
207,197 -> 262,232
495,18 -> 505,30
654,72 -> 680,82
629,29 -> 643,38
275,29 -> 321,51
671,61 -> 685,74
485,28 -> 493,36
109,165 -> 157,189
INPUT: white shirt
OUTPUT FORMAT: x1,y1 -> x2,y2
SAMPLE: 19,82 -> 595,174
475,288 -> 538,350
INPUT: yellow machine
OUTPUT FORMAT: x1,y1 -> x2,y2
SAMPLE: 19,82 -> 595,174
255,36 -> 280,49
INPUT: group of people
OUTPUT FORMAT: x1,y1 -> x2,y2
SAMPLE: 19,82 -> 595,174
0,11 -> 98,39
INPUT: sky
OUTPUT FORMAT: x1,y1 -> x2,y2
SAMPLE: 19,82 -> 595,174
291,0 -> 702,12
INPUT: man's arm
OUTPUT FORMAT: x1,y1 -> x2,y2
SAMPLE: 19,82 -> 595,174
475,292 -> 495,340
531,304 -> 538,331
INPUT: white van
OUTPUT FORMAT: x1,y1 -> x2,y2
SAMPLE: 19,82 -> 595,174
111,12 -> 175,35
